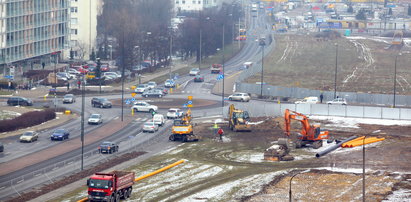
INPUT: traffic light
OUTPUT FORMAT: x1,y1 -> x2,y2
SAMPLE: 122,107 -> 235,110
96,58 -> 101,78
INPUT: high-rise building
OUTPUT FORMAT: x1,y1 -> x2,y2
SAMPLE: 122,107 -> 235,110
174,0 -> 220,13
0,0 -> 70,72
67,0 -> 103,61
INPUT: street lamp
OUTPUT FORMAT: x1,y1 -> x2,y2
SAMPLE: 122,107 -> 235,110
393,53 -> 401,108
289,173 -> 300,202
169,28 -> 173,79
334,43 -> 338,99
259,38 -> 266,98
222,24 -> 225,110
362,135 -> 367,202
80,75 -> 85,170
108,45 -> 112,60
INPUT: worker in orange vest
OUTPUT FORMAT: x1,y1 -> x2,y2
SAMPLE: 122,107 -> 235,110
217,128 -> 224,141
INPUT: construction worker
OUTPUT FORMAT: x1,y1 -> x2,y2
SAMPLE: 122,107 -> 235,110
213,122 -> 219,136
217,128 -> 224,141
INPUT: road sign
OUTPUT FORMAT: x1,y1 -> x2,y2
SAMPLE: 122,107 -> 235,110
188,96 -> 193,100
126,101 -> 131,105
187,104 -> 193,108
174,75 -> 178,80
131,98 -> 136,102
131,92 -> 137,97
4,75 -> 13,79
217,74 -> 224,80
187,100 -> 193,105
183,104 -> 188,108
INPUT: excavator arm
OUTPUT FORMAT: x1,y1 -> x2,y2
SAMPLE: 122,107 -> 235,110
284,109 -> 311,137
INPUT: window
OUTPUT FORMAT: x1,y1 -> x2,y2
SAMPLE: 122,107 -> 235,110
182,1 -> 185,4
70,7 -> 78,13
198,1 -> 201,4
176,0 -> 179,4
71,29 -> 78,35
70,18 -> 78,24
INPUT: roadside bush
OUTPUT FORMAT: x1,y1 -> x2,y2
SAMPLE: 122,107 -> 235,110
0,109 -> 56,132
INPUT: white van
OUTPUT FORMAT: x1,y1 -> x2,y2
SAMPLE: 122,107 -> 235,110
295,97 -> 319,104
153,114 -> 165,126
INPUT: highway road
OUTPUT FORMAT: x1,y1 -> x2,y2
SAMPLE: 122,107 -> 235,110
0,7 -> 274,200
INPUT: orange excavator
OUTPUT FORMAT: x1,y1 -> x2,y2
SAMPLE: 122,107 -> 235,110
284,109 -> 330,149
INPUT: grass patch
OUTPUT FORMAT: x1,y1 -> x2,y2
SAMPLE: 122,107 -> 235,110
0,90 -> 13,95
247,34 -> 411,94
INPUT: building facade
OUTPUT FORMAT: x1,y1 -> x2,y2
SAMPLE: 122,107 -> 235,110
174,0 -> 219,13
0,0 -> 70,73
67,0 -> 102,61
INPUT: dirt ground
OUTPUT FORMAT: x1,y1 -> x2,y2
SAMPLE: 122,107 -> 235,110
10,116 -> 411,201
247,34 -> 411,95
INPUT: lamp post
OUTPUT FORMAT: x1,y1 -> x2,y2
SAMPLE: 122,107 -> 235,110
289,173 -> 300,202
80,75 -> 85,170
222,24 -> 225,110
108,45 -> 112,60
362,135 -> 367,202
334,43 -> 338,99
259,38 -> 266,98
169,28 -> 173,79
393,53 -> 401,108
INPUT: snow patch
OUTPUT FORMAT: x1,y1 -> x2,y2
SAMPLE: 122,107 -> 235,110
247,121 -> 264,125
310,115 -> 411,128
383,189 -> 411,201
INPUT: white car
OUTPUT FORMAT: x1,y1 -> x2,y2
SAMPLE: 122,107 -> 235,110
153,114 -> 166,126
167,108 -> 184,119
88,114 -> 103,125
135,84 -> 149,93
189,68 -> 200,76
147,81 -> 157,89
67,68 -> 81,75
103,72 -> 121,79
327,98 -> 347,105
295,97 -> 319,104
131,101 -> 158,113
164,79 -> 175,88
228,93 -> 251,102
142,121 -> 159,133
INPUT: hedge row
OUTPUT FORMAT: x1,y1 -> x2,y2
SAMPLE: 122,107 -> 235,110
0,109 -> 56,133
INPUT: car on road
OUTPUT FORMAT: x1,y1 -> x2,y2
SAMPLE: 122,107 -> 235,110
91,98 -> 112,108
153,114 -> 166,126
164,79 -> 176,88
100,63 -> 110,72
98,141 -> 119,154
154,87 -> 168,94
88,114 -> 103,125
228,93 -> 251,102
142,89 -> 164,98
67,68 -> 81,75
147,81 -> 157,89
20,131 -> 39,143
63,94 -> 76,104
50,129 -> 70,141
135,84 -> 149,93
142,121 -> 159,133
57,72 -> 75,80
189,68 -> 200,76
7,97 -> 33,106
167,108 -> 184,119
295,96 -> 319,104
210,64 -> 222,74
131,101 -> 158,113
194,75 -> 204,82
327,98 -> 347,105
103,72 -> 121,79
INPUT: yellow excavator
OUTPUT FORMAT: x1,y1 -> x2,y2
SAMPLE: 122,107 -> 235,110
169,109 -> 199,142
228,104 -> 252,132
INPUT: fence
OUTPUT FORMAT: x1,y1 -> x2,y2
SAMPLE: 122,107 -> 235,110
235,83 -> 411,107
221,102 -> 411,120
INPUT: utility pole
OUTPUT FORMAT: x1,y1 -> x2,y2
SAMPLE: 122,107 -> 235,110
222,24 -> 225,111
169,29 -> 173,79
121,30 -> 125,122
334,43 -> 338,99
80,75 -> 85,170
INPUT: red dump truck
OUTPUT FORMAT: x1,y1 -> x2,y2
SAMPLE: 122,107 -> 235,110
87,171 -> 135,201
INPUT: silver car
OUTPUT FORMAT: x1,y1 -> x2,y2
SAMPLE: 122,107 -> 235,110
327,98 -> 347,105
88,114 -> 103,125
228,93 -> 251,102
142,121 -> 159,133
63,94 -> 76,104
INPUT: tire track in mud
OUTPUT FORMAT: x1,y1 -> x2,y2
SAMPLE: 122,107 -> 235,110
342,40 -> 376,88
277,36 -> 297,64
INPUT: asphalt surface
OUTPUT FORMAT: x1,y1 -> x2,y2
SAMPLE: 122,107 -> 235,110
0,7 -> 274,200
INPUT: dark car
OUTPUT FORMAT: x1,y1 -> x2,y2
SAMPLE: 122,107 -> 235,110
7,97 -> 33,106
50,129 -> 70,141
91,98 -> 112,108
154,87 -> 168,95
194,75 -> 204,82
98,141 -> 119,154
142,89 -> 164,98
0,142 -> 4,152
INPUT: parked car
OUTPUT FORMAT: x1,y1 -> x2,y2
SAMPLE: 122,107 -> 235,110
142,89 -> 164,98
228,93 -> 251,102
67,68 -> 81,75
0,142 -> 3,152
164,79 -> 176,88
147,81 -> 157,89
189,68 -> 200,76
88,114 -> 103,125
50,129 -> 70,141
194,75 -> 204,82
92,98 -> 112,108
103,72 -> 121,79
153,114 -> 166,126
98,141 -> 119,154
327,98 -> 347,105
166,108 -> 184,119
154,87 -> 168,94
20,131 -> 39,143
7,97 -> 33,106
63,94 -> 76,104
131,101 -> 158,113
142,121 -> 159,133
135,84 -> 149,93
100,64 -> 110,72
295,96 -> 319,104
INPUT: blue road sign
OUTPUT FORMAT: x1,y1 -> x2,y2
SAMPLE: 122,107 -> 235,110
126,101 -> 130,105
217,74 -> 224,80
174,75 -> 178,80
187,100 -> 193,105
131,98 -> 136,101
183,104 -> 188,108
4,75 -> 13,79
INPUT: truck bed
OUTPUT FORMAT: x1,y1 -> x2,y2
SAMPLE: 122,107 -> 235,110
110,171 -> 135,190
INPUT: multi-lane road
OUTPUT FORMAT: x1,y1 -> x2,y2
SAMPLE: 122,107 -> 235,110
0,7 -> 273,200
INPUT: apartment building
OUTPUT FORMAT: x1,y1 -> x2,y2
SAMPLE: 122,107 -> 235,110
174,0 -> 219,13
67,0 -> 102,60
0,0 -> 70,72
